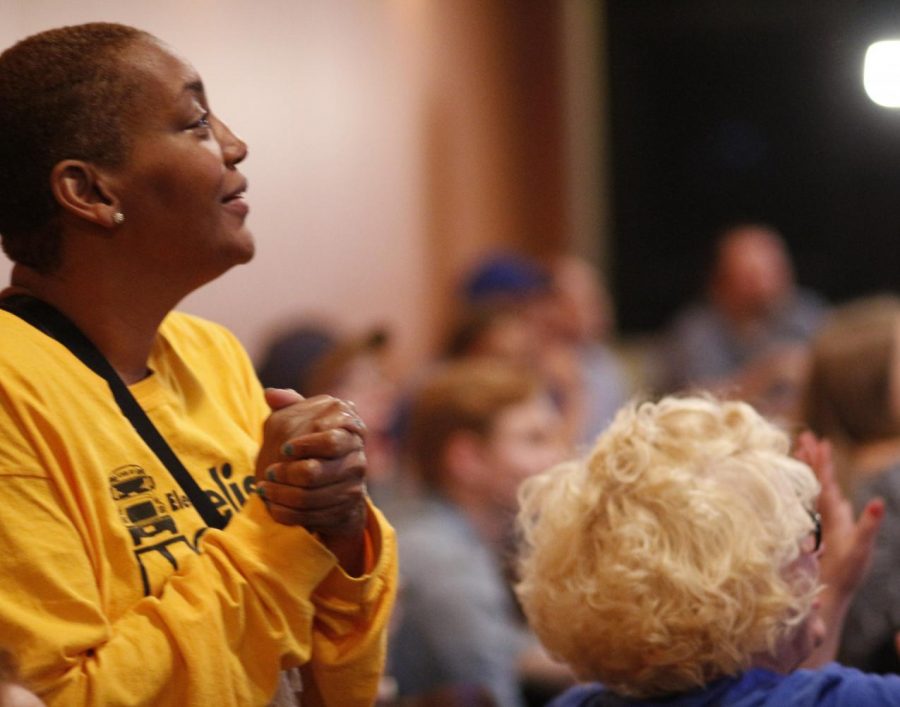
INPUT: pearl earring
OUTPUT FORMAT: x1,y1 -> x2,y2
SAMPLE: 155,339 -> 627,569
112,212 -> 125,226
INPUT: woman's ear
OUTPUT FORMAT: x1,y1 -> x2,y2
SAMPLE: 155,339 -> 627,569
50,160 -> 122,230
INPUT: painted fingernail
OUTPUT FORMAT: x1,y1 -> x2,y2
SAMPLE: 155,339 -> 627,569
266,466 -> 277,481
282,442 -> 295,457
257,485 -> 267,499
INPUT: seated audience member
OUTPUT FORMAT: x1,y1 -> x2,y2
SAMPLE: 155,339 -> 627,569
0,650 -> 44,707
515,395 -> 889,706
550,254 -> 631,444
445,302 -> 541,368
454,251 -> 608,447
453,251 -> 559,374
660,224 -> 827,419
389,358 -> 571,707
257,323 -> 399,495
445,302 -> 586,449
802,295 -> 900,673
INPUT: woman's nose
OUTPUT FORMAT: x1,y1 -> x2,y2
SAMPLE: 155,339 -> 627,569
215,117 -> 248,167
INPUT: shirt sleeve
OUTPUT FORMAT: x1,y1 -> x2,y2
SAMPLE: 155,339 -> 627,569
298,504 -> 398,706
0,470 -> 396,707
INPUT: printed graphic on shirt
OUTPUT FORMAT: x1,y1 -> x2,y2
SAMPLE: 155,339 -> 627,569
204,462 -> 258,522
110,465 -> 178,546
109,462 -> 257,595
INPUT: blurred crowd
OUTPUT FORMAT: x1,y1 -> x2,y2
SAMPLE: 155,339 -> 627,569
249,220 -> 900,706
8,20 -> 900,707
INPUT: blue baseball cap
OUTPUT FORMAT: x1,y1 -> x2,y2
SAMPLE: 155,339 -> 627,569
462,252 -> 552,304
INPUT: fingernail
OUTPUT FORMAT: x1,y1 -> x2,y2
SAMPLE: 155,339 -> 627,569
266,466 -> 277,481
257,485 -> 267,499
282,442 -> 295,457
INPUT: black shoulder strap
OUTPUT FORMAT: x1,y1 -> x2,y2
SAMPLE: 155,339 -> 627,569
1,294 -> 228,529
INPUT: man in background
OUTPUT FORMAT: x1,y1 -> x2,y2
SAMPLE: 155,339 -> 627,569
659,223 -> 827,418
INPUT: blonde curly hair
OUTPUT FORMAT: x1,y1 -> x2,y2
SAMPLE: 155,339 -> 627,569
515,395 -> 820,698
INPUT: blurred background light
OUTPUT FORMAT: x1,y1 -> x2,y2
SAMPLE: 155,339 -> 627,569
864,39 -> 900,108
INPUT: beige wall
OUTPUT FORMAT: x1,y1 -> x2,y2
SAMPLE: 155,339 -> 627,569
0,1 -> 605,369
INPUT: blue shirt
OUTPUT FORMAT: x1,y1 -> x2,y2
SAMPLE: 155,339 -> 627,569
388,496 -> 530,707
550,663 -> 900,706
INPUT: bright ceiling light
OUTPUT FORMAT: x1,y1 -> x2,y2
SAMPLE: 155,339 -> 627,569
864,40 -> 900,108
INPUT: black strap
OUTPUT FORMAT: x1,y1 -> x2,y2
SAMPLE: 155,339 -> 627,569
1,294 -> 228,529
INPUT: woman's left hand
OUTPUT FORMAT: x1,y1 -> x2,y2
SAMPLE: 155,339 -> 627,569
794,431 -> 883,597
794,431 -> 884,665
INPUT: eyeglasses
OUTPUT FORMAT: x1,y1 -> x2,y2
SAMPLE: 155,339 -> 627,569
802,509 -> 822,554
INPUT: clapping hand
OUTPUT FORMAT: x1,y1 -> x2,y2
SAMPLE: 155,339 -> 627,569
794,431 -> 883,665
794,431 -> 883,598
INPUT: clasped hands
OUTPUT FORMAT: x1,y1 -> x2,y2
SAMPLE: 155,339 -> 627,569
255,388 -> 369,573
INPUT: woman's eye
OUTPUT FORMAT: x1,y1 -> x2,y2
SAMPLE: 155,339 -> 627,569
189,112 -> 211,131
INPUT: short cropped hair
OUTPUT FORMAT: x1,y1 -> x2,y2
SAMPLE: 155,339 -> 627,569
802,295 -> 900,448
0,23 -> 149,272
406,358 -> 543,489
515,395 -> 820,698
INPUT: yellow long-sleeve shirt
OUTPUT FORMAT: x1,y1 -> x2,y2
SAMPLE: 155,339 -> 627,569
0,309 -> 397,706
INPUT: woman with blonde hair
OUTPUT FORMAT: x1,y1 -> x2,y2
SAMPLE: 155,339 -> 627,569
515,395 -> 889,705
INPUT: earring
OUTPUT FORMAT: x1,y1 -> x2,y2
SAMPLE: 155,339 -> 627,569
112,212 -> 125,226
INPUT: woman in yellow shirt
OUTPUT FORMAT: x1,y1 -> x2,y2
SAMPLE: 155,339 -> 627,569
0,23 -> 396,706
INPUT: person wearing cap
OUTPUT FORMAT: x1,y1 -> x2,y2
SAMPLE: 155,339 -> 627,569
455,250 -> 630,445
